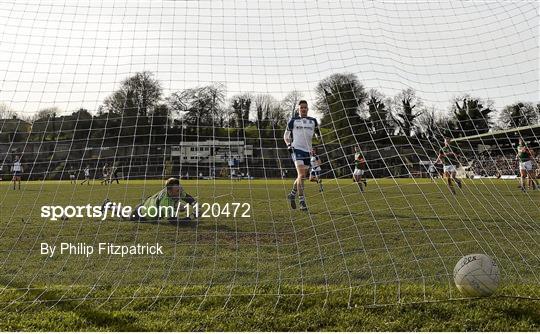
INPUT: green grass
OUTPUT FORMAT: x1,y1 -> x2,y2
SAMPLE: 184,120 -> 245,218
0,178 -> 539,330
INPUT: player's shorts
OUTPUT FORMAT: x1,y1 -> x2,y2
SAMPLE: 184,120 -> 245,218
12,171 -> 20,177
353,168 -> 364,176
310,168 -> 321,177
291,149 -> 311,167
70,175 -> 75,179
443,165 -> 456,173
519,160 -> 533,171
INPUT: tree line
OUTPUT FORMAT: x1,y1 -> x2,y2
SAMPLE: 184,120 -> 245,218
1,71 -> 538,145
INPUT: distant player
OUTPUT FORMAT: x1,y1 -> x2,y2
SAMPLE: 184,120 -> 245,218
101,163 -> 109,184
228,157 -> 237,181
428,163 -> 438,179
435,137 -> 463,195
69,165 -> 76,184
81,165 -> 91,185
284,100 -> 320,211
110,165 -> 120,184
516,139 -> 538,192
353,146 -> 367,192
11,155 -> 23,190
309,147 -> 323,192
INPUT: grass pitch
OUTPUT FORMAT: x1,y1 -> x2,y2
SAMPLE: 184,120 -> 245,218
0,178 -> 539,330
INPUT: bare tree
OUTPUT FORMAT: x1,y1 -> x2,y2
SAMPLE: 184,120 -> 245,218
253,94 -> 276,128
0,103 -> 17,119
103,71 -> 162,116
497,102 -> 539,129
390,88 -> 424,137
32,107 -> 61,121
167,83 -> 226,126
281,90 -> 303,119
268,104 -> 289,128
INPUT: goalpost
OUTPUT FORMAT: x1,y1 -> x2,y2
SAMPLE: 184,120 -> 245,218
0,0 -> 538,311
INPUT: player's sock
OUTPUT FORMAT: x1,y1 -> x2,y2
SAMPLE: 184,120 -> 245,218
287,192 -> 297,209
289,188 -> 297,198
299,196 -> 307,210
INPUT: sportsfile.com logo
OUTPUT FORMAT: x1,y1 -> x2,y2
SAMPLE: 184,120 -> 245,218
40,202 -> 251,221
40,203 -> 186,221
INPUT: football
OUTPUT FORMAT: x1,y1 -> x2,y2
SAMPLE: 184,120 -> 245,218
454,254 -> 500,297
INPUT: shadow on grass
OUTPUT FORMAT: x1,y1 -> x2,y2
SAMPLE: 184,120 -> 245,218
0,277 -> 147,331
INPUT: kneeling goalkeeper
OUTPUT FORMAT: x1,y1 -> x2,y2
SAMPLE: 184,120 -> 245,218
104,177 -> 197,224
134,177 -> 197,224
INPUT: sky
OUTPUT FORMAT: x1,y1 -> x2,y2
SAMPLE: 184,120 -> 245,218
0,0 -> 538,118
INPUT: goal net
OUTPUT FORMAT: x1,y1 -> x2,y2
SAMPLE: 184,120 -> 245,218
0,0 -> 538,309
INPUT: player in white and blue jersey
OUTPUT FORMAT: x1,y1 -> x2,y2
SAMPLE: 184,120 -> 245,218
81,165 -> 91,185
309,147 -> 323,192
283,100 -> 320,211
11,155 -> 23,190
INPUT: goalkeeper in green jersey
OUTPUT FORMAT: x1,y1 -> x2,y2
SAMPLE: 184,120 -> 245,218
103,177 -> 197,224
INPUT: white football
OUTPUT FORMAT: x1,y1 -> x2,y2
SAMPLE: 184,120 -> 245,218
453,254 -> 500,297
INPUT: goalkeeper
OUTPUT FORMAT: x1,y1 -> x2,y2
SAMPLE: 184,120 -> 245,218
104,177 -> 197,224
133,177 -> 197,224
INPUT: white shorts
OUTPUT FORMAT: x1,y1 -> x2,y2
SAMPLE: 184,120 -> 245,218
70,175 -> 75,179
519,160 -> 533,171
443,165 -> 456,173
353,168 -> 364,176
310,168 -> 321,177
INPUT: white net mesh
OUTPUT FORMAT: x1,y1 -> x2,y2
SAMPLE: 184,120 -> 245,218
0,0 -> 538,310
